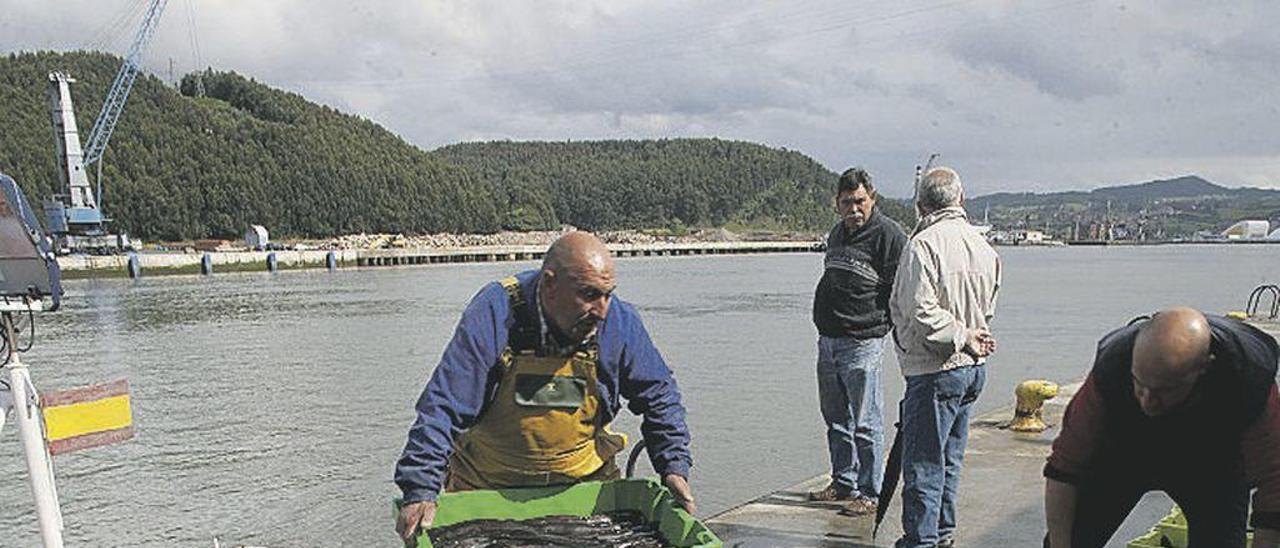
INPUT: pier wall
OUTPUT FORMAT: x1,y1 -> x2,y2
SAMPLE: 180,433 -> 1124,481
57,241 -> 822,277
57,250 -> 360,277
356,241 -> 821,266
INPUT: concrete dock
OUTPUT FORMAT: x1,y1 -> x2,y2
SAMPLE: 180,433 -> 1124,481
706,316 -> 1279,547
705,382 -> 1173,547
1244,317 -> 1280,341
54,241 -> 822,276
355,241 -> 822,267
704,385 -> 1083,546
57,249 -> 360,276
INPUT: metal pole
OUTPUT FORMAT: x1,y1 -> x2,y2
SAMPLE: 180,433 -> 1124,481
3,312 -> 65,548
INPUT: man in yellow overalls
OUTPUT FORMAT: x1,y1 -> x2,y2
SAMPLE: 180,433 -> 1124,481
395,232 -> 696,545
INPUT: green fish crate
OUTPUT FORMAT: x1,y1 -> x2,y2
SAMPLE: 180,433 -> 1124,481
1128,506 -> 1253,548
396,479 -> 722,548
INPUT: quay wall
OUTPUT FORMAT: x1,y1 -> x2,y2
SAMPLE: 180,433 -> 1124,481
57,241 -> 823,277
57,250 -> 361,278
356,241 -> 822,266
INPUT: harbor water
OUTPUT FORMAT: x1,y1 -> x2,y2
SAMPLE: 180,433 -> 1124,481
0,245 -> 1273,546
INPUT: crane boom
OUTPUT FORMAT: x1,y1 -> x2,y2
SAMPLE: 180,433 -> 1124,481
46,72 -> 95,211
44,0 -> 167,253
81,0 -> 169,168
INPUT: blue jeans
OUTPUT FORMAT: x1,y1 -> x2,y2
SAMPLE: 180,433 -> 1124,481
896,365 -> 986,548
816,334 -> 886,499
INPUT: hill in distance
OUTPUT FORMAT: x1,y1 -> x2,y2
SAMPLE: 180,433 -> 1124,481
0,50 -> 891,241
1,50 -> 498,240
434,139 -> 914,233
967,175 -> 1280,239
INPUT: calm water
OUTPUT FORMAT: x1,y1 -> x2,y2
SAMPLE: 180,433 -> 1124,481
0,245 -> 1273,546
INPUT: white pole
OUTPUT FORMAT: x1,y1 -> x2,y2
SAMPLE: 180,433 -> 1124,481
7,354 -> 65,548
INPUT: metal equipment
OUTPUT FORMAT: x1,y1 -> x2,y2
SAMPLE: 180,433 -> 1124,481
0,171 -> 65,547
0,173 -> 62,309
45,0 -> 168,254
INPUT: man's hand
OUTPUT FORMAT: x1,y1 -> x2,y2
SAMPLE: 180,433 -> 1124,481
978,331 -> 997,355
663,473 -> 697,515
1255,527 -> 1280,548
396,500 -> 437,547
965,329 -> 997,358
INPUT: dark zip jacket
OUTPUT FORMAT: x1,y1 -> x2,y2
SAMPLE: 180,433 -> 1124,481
813,207 -> 908,338
1045,315 -> 1280,529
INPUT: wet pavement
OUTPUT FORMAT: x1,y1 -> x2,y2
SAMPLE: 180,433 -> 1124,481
708,316 -> 1280,547
705,382 -> 1170,547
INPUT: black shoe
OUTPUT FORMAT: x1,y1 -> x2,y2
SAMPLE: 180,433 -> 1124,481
806,482 -> 855,502
836,497 -> 878,516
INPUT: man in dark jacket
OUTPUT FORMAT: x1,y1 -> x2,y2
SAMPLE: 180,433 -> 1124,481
810,167 -> 908,514
1045,307 -> 1280,547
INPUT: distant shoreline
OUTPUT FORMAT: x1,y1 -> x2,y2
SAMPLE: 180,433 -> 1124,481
56,232 -> 1279,279
58,239 -> 823,278
145,227 -> 821,254
1058,239 -> 1280,246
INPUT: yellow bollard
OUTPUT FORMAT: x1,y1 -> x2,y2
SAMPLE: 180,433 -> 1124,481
1010,380 -> 1060,433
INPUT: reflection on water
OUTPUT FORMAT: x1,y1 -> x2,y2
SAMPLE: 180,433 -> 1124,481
0,246 -> 1272,546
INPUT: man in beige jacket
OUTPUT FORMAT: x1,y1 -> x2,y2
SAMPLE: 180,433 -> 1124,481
888,166 -> 1001,548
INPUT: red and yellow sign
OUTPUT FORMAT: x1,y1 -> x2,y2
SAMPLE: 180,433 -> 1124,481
40,379 -> 134,455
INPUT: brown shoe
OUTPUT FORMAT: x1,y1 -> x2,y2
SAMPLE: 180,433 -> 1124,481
837,497 -> 879,516
807,483 -> 855,502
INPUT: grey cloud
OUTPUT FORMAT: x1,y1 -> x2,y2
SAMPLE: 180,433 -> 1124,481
488,60 -> 816,117
473,5 -> 838,117
948,26 -> 1123,101
1184,32 -> 1280,75
2,0 -> 1278,194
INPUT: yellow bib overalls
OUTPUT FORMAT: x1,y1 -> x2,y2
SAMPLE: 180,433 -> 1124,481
446,277 -> 627,490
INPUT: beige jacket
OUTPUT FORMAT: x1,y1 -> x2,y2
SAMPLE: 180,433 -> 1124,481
889,206 -> 1002,377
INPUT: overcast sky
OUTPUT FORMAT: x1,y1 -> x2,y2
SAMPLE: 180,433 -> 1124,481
2,0 -> 1277,197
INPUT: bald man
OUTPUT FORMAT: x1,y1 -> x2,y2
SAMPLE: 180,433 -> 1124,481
395,232 -> 695,545
1044,308 -> 1280,547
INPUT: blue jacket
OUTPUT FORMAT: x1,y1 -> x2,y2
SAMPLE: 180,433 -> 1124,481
395,270 -> 693,503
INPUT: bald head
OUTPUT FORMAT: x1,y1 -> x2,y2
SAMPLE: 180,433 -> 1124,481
1131,307 -> 1213,416
539,232 -> 616,344
1134,308 -> 1212,377
542,231 -> 613,277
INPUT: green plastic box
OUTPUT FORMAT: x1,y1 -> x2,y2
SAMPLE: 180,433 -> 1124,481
1126,529 -> 1164,548
397,479 -> 722,548
1128,506 -> 1252,548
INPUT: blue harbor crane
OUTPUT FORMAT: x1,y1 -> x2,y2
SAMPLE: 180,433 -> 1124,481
45,0 -> 169,254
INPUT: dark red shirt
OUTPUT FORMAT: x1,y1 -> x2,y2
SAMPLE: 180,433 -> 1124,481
1045,316 -> 1280,529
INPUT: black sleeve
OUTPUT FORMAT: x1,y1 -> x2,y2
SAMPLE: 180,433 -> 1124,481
882,223 -> 908,283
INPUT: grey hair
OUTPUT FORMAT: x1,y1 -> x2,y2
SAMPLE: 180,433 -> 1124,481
916,166 -> 964,212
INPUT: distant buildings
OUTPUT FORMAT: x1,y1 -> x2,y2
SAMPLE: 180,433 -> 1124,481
1020,229 -> 1046,244
987,228 -> 1057,246
969,204 -> 1280,244
1221,220 -> 1270,240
